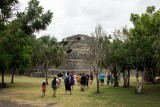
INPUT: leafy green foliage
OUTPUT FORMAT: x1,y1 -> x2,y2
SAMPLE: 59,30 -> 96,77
32,35 -> 63,68
0,0 -> 53,84
17,0 -> 53,34
0,0 -> 19,23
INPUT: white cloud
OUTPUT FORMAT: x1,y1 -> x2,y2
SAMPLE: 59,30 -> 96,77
19,0 -> 160,41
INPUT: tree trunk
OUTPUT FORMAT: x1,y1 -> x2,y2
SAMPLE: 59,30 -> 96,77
11,68 -> 16,83
44,61 -> 49,85
113,65 -> 119,87
123,71 -> 127,88
127,70 -> 130,87
135,70 -> 142,94
114,74 -> 119,87
151,69 -> 156,83
143,67 -> 147,83
96,74 -> 100,93
95,68 -> 100,93
136,77 -> 142,94
2,69 -> 5,87
45,68 -> 48,85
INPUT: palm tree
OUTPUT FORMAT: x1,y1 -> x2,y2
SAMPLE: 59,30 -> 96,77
32,35 -> 64,84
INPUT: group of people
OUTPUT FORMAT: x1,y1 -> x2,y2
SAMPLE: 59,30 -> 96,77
99,72 -> 121,86
41,72 -> 95,97
41,72 -> 121,97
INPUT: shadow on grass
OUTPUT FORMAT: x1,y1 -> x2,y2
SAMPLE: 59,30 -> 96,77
0,99 -> 36,107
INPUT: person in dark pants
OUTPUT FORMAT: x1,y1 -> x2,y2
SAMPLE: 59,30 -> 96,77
80,73 -> 86,91
85,73 -> 89,88
51,75 -> 58,97
64,72 -> 72,94
90,72 -> 94,84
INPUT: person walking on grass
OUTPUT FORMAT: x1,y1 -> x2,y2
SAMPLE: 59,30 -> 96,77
57,71 -> 63,87
86,73 -> 89,88
73,73 -> 77,85
70,74 -> 75,90
76,74 -> 81,86
80,73 -> 86,91
64,72 -> 72,94
52,75 -> 58,97
99,72 -> 105,86
90,72 -> 94,85
41,80 -> 46,97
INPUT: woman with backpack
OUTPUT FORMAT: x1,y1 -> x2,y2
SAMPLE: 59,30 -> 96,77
64,72 -> 72,94
52,75 -> 58,97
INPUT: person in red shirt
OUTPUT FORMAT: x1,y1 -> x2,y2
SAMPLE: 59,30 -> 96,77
41,80 -> 46,97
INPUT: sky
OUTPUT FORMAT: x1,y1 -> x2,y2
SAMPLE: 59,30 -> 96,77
19,0 -> 160,41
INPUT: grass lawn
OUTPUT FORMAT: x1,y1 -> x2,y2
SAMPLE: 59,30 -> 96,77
0,75 -> 160,107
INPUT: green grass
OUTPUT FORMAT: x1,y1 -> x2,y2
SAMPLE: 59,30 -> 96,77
0,75 -> 160,107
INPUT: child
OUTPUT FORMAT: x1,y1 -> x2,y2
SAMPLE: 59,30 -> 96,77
41,80 -> 46,97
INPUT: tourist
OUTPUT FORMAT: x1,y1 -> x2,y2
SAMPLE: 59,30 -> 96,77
90,72 -> 94,85
52,75 -> 58,97
76,74 -> 81,86
70,74 -> 75,90
57,71 -> 63,87
64,72 -> 72,94
73,73 -> 77,85
99,72 -> 105,86
80,73 -> 86,91
41,80 -> 46,97
86,73 -> 89,88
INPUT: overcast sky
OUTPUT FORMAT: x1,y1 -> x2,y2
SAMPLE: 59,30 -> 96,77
19,0 -> 160,41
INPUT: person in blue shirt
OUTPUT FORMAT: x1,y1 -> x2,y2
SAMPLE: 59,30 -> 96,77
99,73 -> 105,86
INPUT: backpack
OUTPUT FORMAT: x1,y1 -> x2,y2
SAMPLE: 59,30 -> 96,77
65,76 -> 70,85
71,76 -> 74,84
52,79 -> 57,86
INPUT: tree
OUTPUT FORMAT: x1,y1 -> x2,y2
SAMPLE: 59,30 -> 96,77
85,25 -> 107,93
0,0 -> 53,84
130,6 -> 159,82
16,0 -> 53,34
32,35 -> 64,85
7,32 -> 35,83
0,0 -> 19,87
13,0 -> 53,79
130,6 -> 160,93
0,0 -> 19,23
0,46 -> 11,87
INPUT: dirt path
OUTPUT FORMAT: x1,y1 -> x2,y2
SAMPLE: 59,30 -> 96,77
0,91 -> 57,107
0,99 -> 35,107
0,99 -> 57,107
